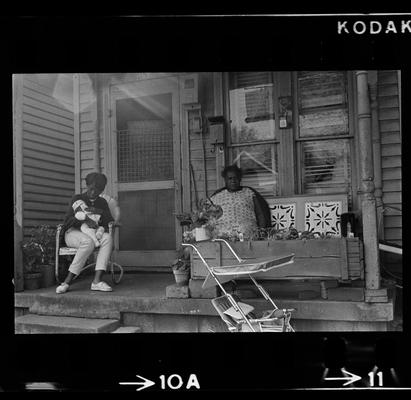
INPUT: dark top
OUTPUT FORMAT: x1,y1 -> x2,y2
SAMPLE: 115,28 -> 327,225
210,186 -> 272,228
61,193 -> 114,238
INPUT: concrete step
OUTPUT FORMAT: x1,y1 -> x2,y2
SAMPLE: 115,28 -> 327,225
110,326 -> 142,333
27,294 -> 121,319
15,314 -> 120,334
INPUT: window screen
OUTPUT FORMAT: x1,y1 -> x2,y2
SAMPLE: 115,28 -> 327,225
228,72 -> 279,198
229,72 -> 276,143
116,94 -> 174,183
302,139 -> 351,194
232,144 -> 279,198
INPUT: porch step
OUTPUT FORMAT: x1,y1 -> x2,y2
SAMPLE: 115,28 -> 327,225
111,326 -> 142,333
15,314 -> 120,334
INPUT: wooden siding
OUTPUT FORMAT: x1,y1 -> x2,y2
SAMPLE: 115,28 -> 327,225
21,74 -> 75,237
377,71 -> 402,245
78,73 -> 98,192
189,73 -> 218,209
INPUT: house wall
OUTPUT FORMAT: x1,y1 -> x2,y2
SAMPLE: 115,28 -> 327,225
377,70 -> 402,246
76,73 -> 184,195
190,71 -> 402,244
74,71 -> 402,245
188,72 -> 220,209
20,74 -> 75,237
77,73 -> 99,192
75,72 -> 222,207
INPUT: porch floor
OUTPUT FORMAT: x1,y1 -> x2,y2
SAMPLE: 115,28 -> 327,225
15,272 -> 217,320
15,272 -> 401,332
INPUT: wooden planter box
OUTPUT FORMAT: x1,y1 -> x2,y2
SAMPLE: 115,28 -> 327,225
190,238 -> 364,281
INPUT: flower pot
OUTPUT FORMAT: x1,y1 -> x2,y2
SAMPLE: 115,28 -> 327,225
173,269 -> 190,285
40,264 -> 55,288
194,227 -> 210,242
24,272 -> 43,290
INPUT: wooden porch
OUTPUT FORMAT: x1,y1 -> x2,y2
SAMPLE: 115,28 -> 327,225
14,272 -> 400,333
13,70 -> 402,333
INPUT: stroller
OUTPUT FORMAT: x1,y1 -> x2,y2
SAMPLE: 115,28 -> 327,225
182,238 -> 296,332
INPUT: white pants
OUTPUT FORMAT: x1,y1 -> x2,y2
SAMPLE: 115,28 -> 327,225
65,228 -> 113,275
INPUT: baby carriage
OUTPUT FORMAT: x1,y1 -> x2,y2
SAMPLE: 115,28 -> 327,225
182,238 -> 296,332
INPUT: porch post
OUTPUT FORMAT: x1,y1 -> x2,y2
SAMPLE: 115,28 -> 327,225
368,71 -> 384,239
13,75 -> 24,291
355,71 -> 382,295
73,74 -> 81,194
213,72 -> 225,189
92,74 -> 101,172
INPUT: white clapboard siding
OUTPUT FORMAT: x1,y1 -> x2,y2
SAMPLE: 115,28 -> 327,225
378,70 -> 402,245
21,74 -> 75,237
78,73 -> 98,192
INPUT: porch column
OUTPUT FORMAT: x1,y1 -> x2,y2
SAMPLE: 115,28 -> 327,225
92,74 -> 101,172
73,74 -> 81,193
213,72 -> 225,189
368,71 -> 384,239
355,71 -> 381,293
13,75 -> 24,291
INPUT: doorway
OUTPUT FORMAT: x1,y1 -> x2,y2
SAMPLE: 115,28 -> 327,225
110,77 -> 181,268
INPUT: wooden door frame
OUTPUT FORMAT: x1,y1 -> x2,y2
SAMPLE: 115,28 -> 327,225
108,76 -> 182,267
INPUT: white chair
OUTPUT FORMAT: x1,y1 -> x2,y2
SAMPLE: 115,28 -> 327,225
55,194 -> 123,285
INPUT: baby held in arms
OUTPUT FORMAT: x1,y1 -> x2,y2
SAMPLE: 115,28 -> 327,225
72,199 -> 105,247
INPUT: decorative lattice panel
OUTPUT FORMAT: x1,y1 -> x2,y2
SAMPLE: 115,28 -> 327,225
304,201 -> 342,236
270,203 -> 296,230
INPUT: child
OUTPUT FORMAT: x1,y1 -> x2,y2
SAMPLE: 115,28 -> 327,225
72,199 -> 105,247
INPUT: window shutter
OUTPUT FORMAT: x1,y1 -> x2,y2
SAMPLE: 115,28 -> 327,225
298,71 -> 347,110
298,71 -> 348,138
298,71 -> 352,200
231,71 -> 272,89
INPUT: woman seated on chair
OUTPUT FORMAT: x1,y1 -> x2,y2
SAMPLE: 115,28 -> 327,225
210,165 -> 272,240
56,172 -> 114,294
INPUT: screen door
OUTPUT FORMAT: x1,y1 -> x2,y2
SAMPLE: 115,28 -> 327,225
110,77 -> 181,267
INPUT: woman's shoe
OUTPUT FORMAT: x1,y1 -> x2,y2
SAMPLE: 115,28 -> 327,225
91,281 -> 112,292
56,282 -> 69,294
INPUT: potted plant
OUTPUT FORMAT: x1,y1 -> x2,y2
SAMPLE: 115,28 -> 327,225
21,239 -> 43,290
21,225 -> 56,289
176,199 -> 223,242
170,246 -> 191,285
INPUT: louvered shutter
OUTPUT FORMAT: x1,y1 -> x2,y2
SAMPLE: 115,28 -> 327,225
298,72 -> 352,199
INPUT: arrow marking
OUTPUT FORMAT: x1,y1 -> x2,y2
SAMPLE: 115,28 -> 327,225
324,368 -> 362,386
119,375 -> 156,391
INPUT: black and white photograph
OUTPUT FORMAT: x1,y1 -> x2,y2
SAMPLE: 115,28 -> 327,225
3,13 -> 410,392
12,70 -> 402,333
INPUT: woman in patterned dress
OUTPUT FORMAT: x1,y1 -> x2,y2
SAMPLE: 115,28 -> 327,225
210,165 -> 271,240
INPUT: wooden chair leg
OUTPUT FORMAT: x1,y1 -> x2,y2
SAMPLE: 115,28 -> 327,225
55,256 -> 61,284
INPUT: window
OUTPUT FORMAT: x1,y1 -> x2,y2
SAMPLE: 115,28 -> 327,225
226,71 -> 354,204
296,71 -> 353,200
227,72 -> 279,198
